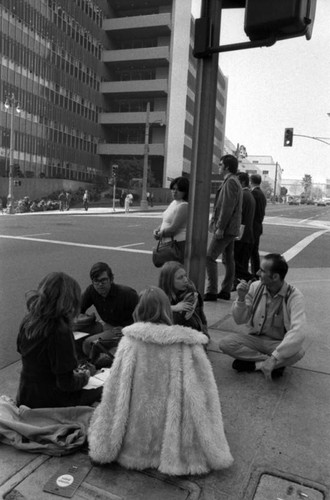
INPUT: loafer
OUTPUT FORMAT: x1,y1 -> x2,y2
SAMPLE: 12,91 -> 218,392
271,367 -> 286,379
203,293 -> 218,301
217,291 -> 231,300
232,359 -> 256,372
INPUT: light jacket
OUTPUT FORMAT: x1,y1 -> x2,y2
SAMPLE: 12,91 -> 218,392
232,281 -> 306,362
88,322 -> 233,475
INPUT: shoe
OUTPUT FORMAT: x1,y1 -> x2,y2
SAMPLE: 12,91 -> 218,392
271,367 -> 286,379
232,359 -> 256,372
203,293 -> 218,301
217,291 -> 231,300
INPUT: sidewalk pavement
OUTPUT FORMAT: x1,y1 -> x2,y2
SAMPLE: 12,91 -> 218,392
0,267 -> 329,500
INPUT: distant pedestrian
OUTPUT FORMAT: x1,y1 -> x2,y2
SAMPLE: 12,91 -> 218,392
65,191 -> 72,210
0,198 -> 3,214
124,192 -> 133,212
250,174 -> 267,278
58,191 -> 66,211
219,254 -> 306,381
119,190 -> 126,208
83,190 -> 90,211
204,155 -> 242,302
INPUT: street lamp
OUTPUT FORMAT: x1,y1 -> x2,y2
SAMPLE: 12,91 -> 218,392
4,93 -> 21,214
140,102 -> 165,210
140,102 -> 151,210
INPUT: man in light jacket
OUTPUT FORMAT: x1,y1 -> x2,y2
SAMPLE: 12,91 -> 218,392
218,253 -> 306,380
204,154 -> 243,301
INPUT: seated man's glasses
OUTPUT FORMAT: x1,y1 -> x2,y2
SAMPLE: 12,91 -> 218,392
92,278 -> 110,286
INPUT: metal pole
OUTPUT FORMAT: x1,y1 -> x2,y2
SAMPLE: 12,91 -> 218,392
185,0 -> 222,293
274,162 -> 278,201
7,96 -> 15,214
140,101 -> 150,210
112,175 -> 116,212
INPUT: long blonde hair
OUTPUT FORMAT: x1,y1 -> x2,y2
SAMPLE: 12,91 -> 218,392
133,287 -> 173,325
21,272 -> 81,340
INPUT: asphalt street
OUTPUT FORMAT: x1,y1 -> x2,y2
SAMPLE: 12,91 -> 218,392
0,203 -> 329,370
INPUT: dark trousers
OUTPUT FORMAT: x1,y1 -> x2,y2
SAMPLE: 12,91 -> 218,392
234,241 -> 253,282
250,232 -> 261,276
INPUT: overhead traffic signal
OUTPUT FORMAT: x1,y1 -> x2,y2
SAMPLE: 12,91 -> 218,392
112,164 -> 118,177
284,128 -> 294,147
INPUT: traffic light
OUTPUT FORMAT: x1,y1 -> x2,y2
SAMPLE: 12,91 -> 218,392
13,165 -> 20,177
245,0 -> 317,42
284,128 -> 294,147
112,164 -> 118,177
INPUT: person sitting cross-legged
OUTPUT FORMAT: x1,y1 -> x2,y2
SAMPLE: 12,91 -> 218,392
80,262 -> 139,359
218,253 -> 306,381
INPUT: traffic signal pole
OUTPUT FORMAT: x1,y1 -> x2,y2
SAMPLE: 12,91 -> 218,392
185,0 -> 222,294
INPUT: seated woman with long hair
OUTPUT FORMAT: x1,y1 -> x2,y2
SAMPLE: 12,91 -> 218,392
16,272 -> 102,409
88,286 -> 233,475
159,261 -> 209,338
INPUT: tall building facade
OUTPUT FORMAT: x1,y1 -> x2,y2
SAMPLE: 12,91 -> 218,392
99,0 -> 228,187
0,0 -> 228,194
0,0 -> 107,185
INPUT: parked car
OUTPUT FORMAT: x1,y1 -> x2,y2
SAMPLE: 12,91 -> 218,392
306,199 -> 315,205
288,198 -> 300,205
315,199 -> 326,206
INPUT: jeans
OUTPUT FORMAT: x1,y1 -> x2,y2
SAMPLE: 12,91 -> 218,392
206,234 -> 235,294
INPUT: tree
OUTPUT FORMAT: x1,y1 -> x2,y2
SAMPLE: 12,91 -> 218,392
260,180 -> 273,198
290,181 -> 303,196
302,174 -> 312,198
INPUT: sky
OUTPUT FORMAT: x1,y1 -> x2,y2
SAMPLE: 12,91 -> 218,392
191,0 -> 330,184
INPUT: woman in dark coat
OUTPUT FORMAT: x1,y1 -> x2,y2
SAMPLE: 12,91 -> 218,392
16,272 -> 102,408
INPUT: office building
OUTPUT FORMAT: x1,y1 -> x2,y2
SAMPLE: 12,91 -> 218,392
0,0 -> 228,200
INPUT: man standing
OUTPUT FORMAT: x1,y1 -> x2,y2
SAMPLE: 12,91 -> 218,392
80,262 -> 139,356
204,155 -> 243,301
219,254 -> 306,380
233,172 -> 256,288
250,174 -> 267,277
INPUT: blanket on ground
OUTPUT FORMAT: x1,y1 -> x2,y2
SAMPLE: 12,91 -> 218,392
0,396 -> 93,456
88,322 -> 233,475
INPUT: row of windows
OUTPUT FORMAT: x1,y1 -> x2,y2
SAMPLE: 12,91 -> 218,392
113,68 -> 156,81
0,26 -> 100,93
109,99 -> 154,113
1,80 -> 101,136
0,127 -> 98,156
48,1 -> 103,58
70,0 -> 104,26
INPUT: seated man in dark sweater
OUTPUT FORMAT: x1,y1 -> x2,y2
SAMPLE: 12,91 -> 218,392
80,262 -> 139,357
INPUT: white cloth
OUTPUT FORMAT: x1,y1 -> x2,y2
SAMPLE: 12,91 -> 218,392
160,200 -> 188,242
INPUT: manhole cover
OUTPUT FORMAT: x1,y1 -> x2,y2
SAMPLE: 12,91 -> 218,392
253,474 -> 324,500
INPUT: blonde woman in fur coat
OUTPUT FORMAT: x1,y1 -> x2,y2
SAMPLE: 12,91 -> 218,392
88,287 -> 233,476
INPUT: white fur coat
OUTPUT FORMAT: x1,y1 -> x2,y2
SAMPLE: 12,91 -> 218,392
88,322 -> 233,475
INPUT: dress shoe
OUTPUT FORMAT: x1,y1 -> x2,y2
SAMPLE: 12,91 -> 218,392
217,290 -> 231,300
232,359 -> 256,372
203,293 -> 218,301
271,367 -> 286,379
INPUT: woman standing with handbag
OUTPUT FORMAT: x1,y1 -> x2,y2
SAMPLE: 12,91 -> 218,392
153,177 -> 189,264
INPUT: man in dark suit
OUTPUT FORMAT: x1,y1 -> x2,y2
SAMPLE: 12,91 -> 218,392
204,155 -> 243,301
233,172 -> 256,288
250,174 -> 267,277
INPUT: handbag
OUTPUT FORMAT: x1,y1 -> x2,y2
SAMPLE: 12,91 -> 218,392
152,237 -> 181,268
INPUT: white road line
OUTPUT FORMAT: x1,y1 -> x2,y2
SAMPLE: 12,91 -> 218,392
117,242 -> 145,248
282,229 -> 329,262
20,233 -> 51,237
0,234 -> 152,254
0,228 -> 329,262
